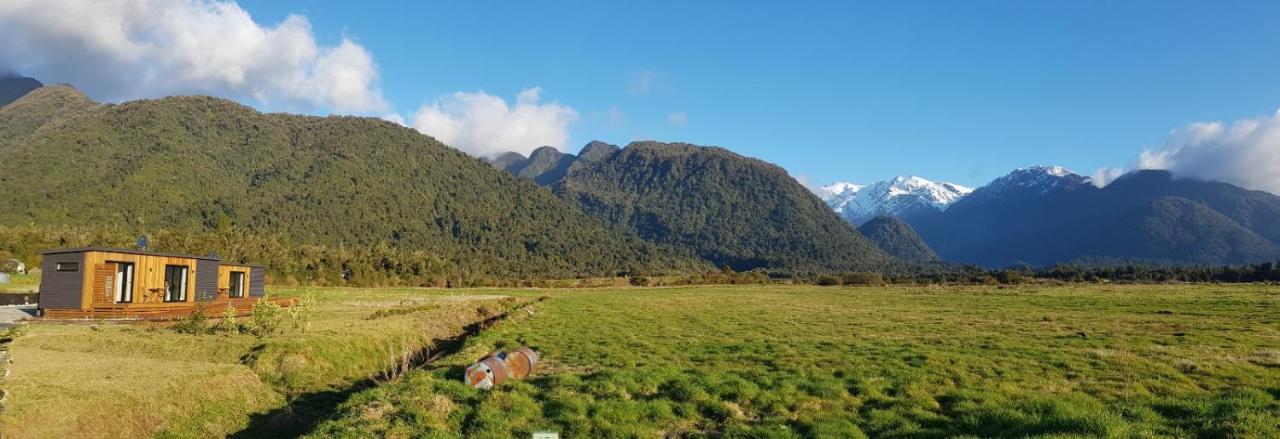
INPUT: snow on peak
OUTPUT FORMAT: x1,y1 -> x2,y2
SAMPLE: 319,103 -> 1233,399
996,165 -> 1085,187
820,175 -> 972,225
1039,165 -> 1071,177
965,165 -> 1089,202
1013,165 -> 1073,177
819,182 -> 864,199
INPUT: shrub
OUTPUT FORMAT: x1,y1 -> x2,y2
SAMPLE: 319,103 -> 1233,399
630,275 -> 651,287
250,297 -> 283,337
215,304 -> 240,334
997,270 -> 1029,284
842,272 -> 884,286
173,305 -> 209,335
815,275 -> 842,286
287,291 -> 317,331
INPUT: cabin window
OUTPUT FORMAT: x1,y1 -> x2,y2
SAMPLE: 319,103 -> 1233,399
164,265 -> 188,302
56,262 -> 79,272
113,262 -> 135,303
228,271 -> 246,298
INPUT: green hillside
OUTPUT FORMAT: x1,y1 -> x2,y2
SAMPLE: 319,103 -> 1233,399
1080,196 -> 1280,265
0,86 -> 704,282
858,215 -> 939,263
554,141 -> 895,274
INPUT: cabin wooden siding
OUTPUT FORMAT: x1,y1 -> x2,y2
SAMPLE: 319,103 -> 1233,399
38,252 -> 85,309
218,264 -> 253,298
79,251 -> 199,308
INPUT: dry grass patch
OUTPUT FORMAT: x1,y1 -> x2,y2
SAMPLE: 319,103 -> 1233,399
1,347 -> 280,438
0,287 -> 521,438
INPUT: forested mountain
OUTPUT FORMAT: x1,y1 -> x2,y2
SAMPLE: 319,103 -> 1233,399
0,85 -> 706,281
909,167 -> 1280,267
514,146 -> 576,186
15,80 -> 1270,278
486,141 -> 622,187
0,74 -> 42,107
858,216 -> 938,263
487,151 -> 528,173
0,82 -> 100,142
572,141 -> 620,168
549,141 -> 896,273
1081,196 -> 1279,264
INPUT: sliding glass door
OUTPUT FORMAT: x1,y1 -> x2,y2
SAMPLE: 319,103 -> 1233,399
113,262 -> 134,303
164,265 -> 188,302
229,271 -> 246,298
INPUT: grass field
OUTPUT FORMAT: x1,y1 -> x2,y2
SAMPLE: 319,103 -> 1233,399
0,287 -> 521,438
2,284 -> 1278,438
307,284 -> 1280,438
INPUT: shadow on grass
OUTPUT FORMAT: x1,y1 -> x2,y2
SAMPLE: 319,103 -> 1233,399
229,304 -> 525,438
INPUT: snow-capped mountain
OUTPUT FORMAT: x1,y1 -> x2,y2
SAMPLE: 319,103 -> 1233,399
958,165 -> 1089,206
819,182 -> 864,199
819,176 -> 973,225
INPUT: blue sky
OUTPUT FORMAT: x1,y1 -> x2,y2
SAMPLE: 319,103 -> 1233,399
235,1 -> 1280,187
6,1 -> 1280,188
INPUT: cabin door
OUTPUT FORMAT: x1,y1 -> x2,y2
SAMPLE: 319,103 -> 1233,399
164,265 -> 188,302
113,262 -> 135,303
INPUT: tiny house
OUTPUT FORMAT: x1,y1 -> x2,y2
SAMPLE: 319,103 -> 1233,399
39,247 -> 269,319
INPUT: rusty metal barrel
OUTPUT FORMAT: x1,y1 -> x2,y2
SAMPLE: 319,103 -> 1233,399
464,346 -> 540,389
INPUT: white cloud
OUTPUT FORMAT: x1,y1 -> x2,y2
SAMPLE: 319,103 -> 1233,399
1089,166 -> 1127,188
1097,109 -> 1280,194
410,87 -> 578,157
0,0 -> 387,113
380,113 -> 406,126
666,112 -> 688,127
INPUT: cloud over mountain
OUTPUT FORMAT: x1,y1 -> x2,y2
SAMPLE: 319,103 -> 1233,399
409,87 -> 578,157
0,0 -> 387,113
1096,109 -> 1280,194
1137,109 -> 1280,195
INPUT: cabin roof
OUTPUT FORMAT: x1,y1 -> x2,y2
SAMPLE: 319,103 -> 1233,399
39,247 -> 261,264
219,261 -> 268,268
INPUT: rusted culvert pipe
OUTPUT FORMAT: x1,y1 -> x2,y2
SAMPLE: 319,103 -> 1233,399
465,346 -> 539,389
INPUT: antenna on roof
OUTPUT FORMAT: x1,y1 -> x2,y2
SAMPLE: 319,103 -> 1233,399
137,235 -> 149,251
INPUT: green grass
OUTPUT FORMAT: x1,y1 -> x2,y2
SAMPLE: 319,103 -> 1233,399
0,287 -> 518,438
308,284 -> 1280,438
0,272 -> 38,293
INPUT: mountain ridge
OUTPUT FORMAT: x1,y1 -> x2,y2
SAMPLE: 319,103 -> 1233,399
909,166 -> 1280,267
548,140 -> 898,273
820,176 -> 972,225
858,216 -> 939,263
0,85 -> 705,278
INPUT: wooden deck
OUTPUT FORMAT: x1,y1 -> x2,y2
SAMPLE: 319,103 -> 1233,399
41,296 -> 296,321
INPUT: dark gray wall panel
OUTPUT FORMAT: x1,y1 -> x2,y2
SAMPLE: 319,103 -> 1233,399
249,267 -> 265,297
39,253 -> 85,309
195,260 -> 219,302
